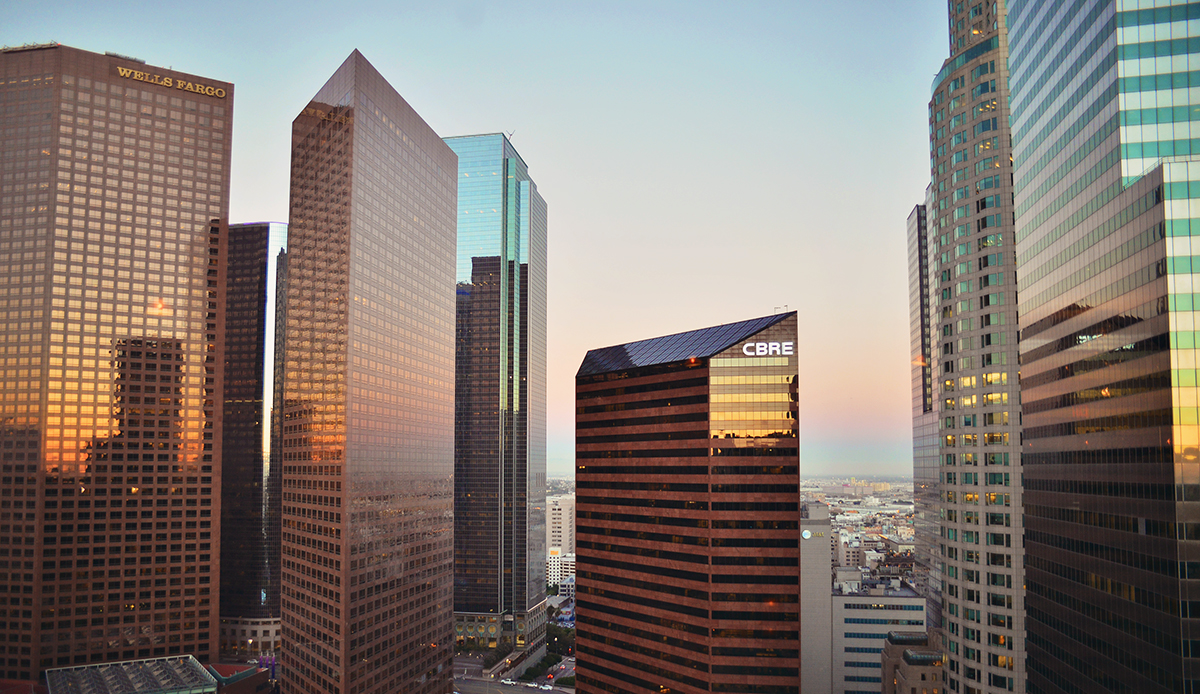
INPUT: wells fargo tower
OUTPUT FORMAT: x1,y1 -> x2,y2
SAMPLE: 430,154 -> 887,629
0,44 -> 232,679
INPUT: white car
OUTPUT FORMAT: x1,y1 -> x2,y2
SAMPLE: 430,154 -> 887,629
540,686 -> 554,691
500,679 -> 515,685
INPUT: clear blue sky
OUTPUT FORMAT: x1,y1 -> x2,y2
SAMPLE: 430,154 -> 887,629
8,0 -> 947,478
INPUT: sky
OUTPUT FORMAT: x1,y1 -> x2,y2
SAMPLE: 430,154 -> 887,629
7,0 -> 948,478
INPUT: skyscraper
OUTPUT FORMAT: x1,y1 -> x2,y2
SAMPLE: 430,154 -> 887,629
1008,2 -> 1200,691
0,43 -> 231,680
277,51 -> 457,694
443,133 -> 547,657
219,221 -> 286,658
574,313 -> 801,694
911,1 -> 1025,691
908,194 -> 942,631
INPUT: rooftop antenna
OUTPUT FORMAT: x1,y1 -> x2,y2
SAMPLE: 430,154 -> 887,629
505,130 -> 516,139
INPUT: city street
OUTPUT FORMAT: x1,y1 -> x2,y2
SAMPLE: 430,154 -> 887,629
454,677 -> 571,694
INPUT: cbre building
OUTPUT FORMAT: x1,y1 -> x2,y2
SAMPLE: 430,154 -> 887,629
574,313 -> 801,694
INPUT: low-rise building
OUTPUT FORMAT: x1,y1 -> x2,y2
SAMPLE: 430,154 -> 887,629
882,631 -> 943,694
832,579 -> 926,694
547,548 -> 576,586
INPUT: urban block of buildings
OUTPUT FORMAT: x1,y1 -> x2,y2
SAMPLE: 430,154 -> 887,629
910,1 -> 1200,692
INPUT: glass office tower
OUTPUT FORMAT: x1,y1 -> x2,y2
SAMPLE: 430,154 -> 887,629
575,313 -> 801,694
219,221 -> 286,658
1009,1 -> 1200,692
443,134 -> 547,656
0,43 -> 231,680
277,51 -> 457,694
914,1 -> 1025,691
908,194 -> 943,632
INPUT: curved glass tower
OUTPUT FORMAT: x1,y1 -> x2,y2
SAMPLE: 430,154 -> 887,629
913,2 -> 1025,691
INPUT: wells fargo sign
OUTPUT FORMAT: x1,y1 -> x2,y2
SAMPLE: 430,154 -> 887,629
115,66 -> 227,99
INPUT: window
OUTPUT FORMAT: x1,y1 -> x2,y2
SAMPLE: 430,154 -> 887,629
972,117 -> 998,137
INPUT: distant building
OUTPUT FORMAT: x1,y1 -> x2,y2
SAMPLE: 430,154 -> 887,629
575,313 -> 801,694
546,548 -> 575,586
558,576 -> 575,603
546,494 -> 575,555
801,503 -> 833,694
832,580 -> 926,694
219,222 -> 286,659
882,631 -> 943,694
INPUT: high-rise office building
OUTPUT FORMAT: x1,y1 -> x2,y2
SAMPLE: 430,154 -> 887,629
277,51 -> 457,694
574,313 -> 800,694
547,494 -> 574,555
911,1 -> 1025,691
1008,2 -> 1200,691
908,195 -> 942,631
219,221 -> 286,658
443,133 -> 547,657
0,43 -> 231,680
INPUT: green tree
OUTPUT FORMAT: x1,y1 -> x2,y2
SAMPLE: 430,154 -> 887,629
546,624 -> 575,656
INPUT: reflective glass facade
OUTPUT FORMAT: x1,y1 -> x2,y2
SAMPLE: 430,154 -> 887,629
1009,1 -> 1200,691
219,222 -> 286,657
918,2 -> 1025,691
277,51 -> 456,694
444,134 -> 547,652
908,196 -> 943,632
574,313 -> 801,694
0,44 -> 231,680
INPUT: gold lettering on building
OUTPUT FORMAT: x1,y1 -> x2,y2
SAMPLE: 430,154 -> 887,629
115,66 -> 226,99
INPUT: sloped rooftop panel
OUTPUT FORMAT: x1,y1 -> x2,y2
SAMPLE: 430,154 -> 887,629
45,656 -> 216,694
577,313 -> 793,377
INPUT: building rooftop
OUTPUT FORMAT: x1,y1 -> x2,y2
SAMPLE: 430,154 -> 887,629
833,578 -> 921,598
886,631 -> 929,646
577,313 -> 793,377
45,657 -> 216,694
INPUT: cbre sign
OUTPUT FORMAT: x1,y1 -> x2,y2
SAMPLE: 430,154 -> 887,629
742,341 -> 794,356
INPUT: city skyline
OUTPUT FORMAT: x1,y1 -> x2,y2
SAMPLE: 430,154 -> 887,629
4,0 -> 948,478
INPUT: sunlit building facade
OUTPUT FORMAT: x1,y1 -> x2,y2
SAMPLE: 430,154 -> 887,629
575,313 -> 801,694
277,51 -> 457,694
444,133 -> 547,656
1009,1 -> 1200,691
219,221 -> 286,658
0,43 -> 232,679
913,1 -> 1025,690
